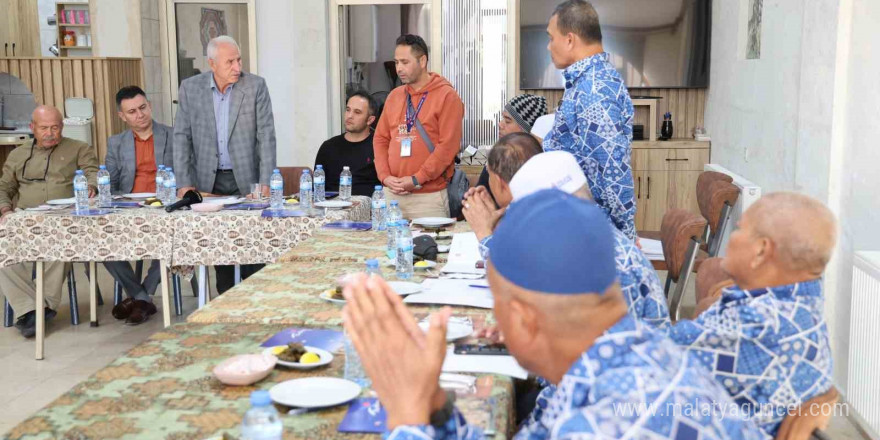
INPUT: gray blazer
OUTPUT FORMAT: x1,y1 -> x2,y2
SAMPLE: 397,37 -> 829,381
173,71 -> 276,194
105,121 -> 174,195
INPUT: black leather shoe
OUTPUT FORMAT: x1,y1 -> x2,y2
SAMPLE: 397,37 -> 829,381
125,300 -> 157,325
112,298 -> 136,320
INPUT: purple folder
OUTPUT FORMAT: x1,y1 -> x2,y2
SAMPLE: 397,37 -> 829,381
338,398 -> 387,433
322,221 -> 372,231
260,328 -> 345,352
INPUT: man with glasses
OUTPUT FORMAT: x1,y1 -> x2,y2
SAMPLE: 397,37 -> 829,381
0,105 -> 99,338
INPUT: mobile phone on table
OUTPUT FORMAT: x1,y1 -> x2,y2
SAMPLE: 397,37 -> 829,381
454,343 -> 509,356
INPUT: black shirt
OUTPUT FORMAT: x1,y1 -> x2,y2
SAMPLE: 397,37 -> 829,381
314,132 -> 381,197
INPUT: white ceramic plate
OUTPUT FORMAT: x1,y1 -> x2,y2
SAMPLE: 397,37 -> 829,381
387,281 -> 421,296
122,192 -> 156,200
269,377 -> 361,409
413,260 -> 437,270
204,196 -> 246,206
419,317 -> 474,341
315,200 -> 353,209
24,205 -> 54,211
319,289 -> 346,304
46,198 -> 76,206
437,245 -> 450,253
263,346 -> 333,370
138,201 -> 165,209
412,217 -> 456,227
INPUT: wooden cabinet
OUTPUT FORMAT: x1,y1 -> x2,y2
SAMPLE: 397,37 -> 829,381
0,0 -> 40,57
632,140 -> 710,231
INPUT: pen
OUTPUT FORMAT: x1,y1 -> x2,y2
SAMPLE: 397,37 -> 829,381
469,284 -> 489,289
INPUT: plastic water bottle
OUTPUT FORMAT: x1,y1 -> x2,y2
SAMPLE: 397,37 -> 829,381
240,390 -> 283,440
396,223 -> 414,280
371,185 -> 386,231
163,167 -> 177,205
97,165 -> 111,208
344,330 -> 371,388
314,165 -> 326,202
339,166 -> 352,201
155,165 -> 166,201
299,170 -> 313,210
270,169 -> 284,210
386,200 -> 402,256
73,170 -> 89,213
365,258 -> 381,277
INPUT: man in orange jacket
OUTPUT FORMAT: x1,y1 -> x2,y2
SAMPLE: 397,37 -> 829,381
373,34 -> 465,219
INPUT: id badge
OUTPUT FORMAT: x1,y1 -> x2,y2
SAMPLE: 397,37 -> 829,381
401,137 -> 412,157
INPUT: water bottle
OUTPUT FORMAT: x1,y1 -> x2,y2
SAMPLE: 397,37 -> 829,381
396,223 -> 414,280
240,390 -> 283,440
386,200 -> 402,256
270,169 -> 284,210
155,165 -> 166,201
163,167 -> 177,205
339,166 -> 352,201
365,258 -> 381,277
344,330 -> 371,388
97,165 -> 111,208
73,170 -> 89,213
314,165 -> 326,202
299,170 -> 313,210
371,185 -> 386,231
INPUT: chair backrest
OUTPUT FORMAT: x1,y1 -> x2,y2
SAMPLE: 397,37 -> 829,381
699,180 -> 741,234
660,209 -> 707,282
776,387 -> 840,440
278,166 -> 311,196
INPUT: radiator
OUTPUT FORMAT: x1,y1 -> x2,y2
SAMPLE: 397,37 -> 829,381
702,164 -> 762,256
848,251 -> 880,436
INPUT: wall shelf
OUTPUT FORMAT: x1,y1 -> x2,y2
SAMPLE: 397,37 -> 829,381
56,1 -> 92,57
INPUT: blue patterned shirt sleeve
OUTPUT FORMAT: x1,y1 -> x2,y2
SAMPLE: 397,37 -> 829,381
478,235 -> 492,261
384,408 -> 484,440
668,279 -> 834,437
543,52 -> 636,239
612,228 -> 670,330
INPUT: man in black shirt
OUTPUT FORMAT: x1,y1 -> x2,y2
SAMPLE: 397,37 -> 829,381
314,90 -> 382,197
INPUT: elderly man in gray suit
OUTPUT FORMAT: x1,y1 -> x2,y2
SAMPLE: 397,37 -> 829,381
103,86 -> 173,324
173,35 -> 277,294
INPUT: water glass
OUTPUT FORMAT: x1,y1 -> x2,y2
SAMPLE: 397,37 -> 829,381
251,183 -> 262,201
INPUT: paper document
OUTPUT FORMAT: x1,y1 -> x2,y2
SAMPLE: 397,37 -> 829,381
638,237 -> 664,261
403,279 -> 493,309
441,232 -> 486,275
441,347 -> 529,379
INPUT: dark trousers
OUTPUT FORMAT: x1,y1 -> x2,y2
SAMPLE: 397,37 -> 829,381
212,170 -> 264,294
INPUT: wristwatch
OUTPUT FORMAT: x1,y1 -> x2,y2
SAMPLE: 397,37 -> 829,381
411,176 -> 422,190
429,391 -> 456,429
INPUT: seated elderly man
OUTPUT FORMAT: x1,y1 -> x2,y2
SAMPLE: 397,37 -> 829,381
669,192 -> 836,437
343,190 -> 767,439
465,143 -> 668,329
0,105 -> 98,338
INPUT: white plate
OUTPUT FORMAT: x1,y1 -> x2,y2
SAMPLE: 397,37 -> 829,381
122,192 -> 156,200
269,377 -> 362,408
413,260 -> 437,270
315,200 -> 353,209
138,201 -> 165,209
319,289 -> 346,304
412,217 -> 456,227
204,196 -> 246,206
46,198 -> 76,205
419,316 -> 474,341
387,281 -> 421,296
25,205 -> 54,211
438,245 -> 450,253
263,346 -> 333,370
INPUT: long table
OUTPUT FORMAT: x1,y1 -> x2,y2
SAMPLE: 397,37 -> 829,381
0,197 -> 371,359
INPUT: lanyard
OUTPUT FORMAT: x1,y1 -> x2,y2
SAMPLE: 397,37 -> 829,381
406,92 -> 428,134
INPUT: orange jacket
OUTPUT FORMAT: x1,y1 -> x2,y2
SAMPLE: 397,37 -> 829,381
373,73 -> 464,193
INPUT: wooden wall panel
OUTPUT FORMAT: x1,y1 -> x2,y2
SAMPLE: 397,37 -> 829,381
520,87 -> 708,140
0,57 -> 143,162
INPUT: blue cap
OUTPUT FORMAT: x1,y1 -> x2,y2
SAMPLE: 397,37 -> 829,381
366,258 -> 379,268
316,165 -> 323,170
158,165 -> 165,170
273,168 -> 280,173
390,200 -> 399,206
489,189 -> 617,295
250,390 -> 272,407
375,185 -> 382,190
75,169 -> 83,174
166,167 -> 173,171
99,165 -> 106,170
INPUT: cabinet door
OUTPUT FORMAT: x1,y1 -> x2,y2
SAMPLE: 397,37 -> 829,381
635,170 -> 668,231
668,149 -> 710,171
14,0 -> 40,56
667,170 -> 702,215
0,0 -> 14,56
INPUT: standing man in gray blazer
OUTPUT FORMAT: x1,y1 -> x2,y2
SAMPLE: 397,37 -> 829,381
103,86 -> 173,324
173,35 -> 277,294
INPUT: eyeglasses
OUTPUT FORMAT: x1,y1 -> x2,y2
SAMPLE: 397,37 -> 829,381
20,142 -> 56,182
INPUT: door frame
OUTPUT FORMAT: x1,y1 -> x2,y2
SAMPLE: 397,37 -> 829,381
328,0 -> 441,132
158,0 -> 257,122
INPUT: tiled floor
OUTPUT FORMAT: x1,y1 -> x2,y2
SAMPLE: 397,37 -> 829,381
0,267 -> 871,439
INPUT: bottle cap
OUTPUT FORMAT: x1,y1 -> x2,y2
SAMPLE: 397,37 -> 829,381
374,185 -> 382,190
343,166 -> 350,170
99,165 -> 106,170
390,200 -> 398,206
166,167 -> 173,171
158,165 -> 165,170
274,168 -> 280,173
75,170 -> 83,174
316,165 -> 323,169
366,258 -> 379,268
249,390 -> 272,407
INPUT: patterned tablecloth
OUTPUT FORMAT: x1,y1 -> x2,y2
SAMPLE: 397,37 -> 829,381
4,322 -> 513,440
0,197 -> 371,268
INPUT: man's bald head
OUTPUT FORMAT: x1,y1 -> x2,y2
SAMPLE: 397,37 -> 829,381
722,192 -> 837,289
30,105 -> 64,148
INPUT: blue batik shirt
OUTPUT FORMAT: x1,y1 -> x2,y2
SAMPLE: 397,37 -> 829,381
478,230 -> 669,330
669,279 -> 833,437
543,52 -> 636,239
385,315 -> 768,440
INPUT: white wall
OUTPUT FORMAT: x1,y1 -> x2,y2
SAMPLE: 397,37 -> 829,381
91,0 -> 142,57
257,0 -> 331,167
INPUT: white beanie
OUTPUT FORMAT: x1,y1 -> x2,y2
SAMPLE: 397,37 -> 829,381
509,151 -> 588,201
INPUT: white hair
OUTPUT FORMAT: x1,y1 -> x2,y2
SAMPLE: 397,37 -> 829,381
207,35 -> 241,60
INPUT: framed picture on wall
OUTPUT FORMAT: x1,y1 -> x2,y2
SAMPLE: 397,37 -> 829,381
199,8 -> 228,55
746,0 -> 763,60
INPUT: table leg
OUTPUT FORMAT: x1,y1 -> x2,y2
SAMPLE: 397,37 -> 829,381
198,265 -> 208,308
35,261 -> 44,360
89,261 -> 98,327
160,261 -> 171,327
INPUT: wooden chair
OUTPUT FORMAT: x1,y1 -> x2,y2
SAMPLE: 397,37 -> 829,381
278,166 -> 311,197
692,257 -> 734,317
697,176 -> 740,257
653,209 -> 708,321
776,387 -> 839,440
